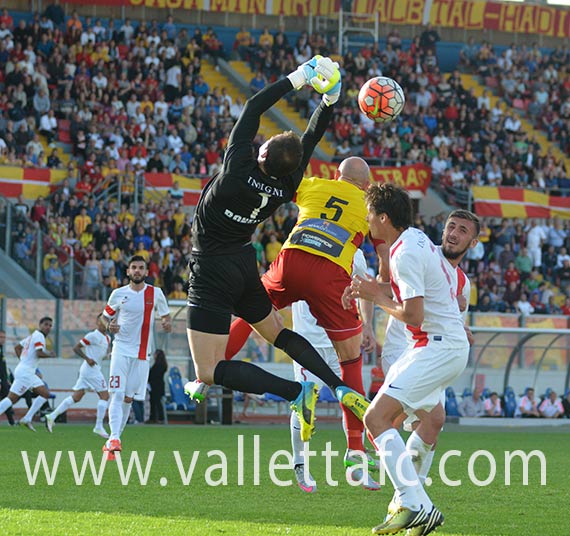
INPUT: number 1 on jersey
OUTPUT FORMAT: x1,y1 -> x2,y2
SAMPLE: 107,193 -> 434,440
250,193 -> 270,219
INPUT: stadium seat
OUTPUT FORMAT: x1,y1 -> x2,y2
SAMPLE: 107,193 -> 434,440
445,394 -> 461,417
168,367 -> 192,411
317,385 -> 340,416
481,387 -> 491,400
462,387 -> 472,399
263,392 -> 287,414
504,396 -> 517,418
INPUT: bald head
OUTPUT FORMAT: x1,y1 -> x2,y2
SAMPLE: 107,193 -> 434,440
337,157 -> 370,191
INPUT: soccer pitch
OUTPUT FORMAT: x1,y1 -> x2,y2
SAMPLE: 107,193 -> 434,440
0,424 -> 567,536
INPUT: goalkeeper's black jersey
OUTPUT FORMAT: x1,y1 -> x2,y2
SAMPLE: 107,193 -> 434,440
191,77 -> 333,256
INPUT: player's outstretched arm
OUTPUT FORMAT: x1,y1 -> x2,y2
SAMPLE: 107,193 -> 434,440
298,58 -> 341,172
228,56 -> 340,151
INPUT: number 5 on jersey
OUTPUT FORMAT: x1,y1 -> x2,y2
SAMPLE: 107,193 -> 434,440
321,196 -> 348,222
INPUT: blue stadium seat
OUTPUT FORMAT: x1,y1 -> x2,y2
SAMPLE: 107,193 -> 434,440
504,396 -> 517,418
168,367 -> 193,411
445,386 -> 456,399
318,385 -> 337,403
445,396 -> 461,417
263,393 -> 287,403
263,392 -> 287,414
481,387 -> 491,400
462,387 -> 472,399
318,385 -> 340,416
504,386 -> 515,399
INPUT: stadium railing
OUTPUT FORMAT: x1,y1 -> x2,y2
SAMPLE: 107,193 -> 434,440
3,297 -> 568,404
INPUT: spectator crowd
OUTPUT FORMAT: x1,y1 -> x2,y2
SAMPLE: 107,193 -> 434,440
0,8 -> 568,315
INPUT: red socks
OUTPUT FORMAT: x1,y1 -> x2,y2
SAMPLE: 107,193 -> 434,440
340,356 -> 365,451
224,318 -> 254,360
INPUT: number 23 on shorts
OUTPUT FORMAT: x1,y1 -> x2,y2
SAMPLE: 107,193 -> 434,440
109,375 -> 121,388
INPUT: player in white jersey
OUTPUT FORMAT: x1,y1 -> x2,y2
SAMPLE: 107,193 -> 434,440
0,317 -> 56,431
46,314 -> 111,437
346,185 -> 475,535
101,256 -> 171,459
290,249 -> 379,492
376,211 -> 479,535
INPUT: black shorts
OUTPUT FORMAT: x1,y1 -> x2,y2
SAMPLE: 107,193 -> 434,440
187,246 -> 273,334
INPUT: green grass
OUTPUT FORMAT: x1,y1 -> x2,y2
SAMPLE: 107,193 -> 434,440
0,423 -> 568,535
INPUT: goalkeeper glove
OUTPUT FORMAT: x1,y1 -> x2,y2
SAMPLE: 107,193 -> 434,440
287,55 -> 341,93
323,80 -> 341,106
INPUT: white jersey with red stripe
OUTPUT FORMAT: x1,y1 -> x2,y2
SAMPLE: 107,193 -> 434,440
103,284 -> 169,360
389,228 -> 467,349
78,329 -> 110,376
17,330 -> 47,371
456,266 -> 471,323
291,248 -> 368,348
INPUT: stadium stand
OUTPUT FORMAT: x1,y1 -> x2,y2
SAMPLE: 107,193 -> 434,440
0,8 -> 566,321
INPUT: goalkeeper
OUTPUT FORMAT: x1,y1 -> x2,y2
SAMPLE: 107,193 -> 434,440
185,56 -> 368,441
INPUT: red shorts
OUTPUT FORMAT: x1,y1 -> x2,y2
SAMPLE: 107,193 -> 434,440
262,249 -> 362,341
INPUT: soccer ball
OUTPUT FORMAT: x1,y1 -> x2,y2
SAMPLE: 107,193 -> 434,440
358,76 -> 405,123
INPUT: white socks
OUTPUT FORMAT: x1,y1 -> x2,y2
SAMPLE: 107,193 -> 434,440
0,397 -> 13,416
419,449 -> 436,484
96,399 -> 109,429
290,412 -> 305,466
372,428 -> 431,511
108,392 -> 124,440
23,396 -> 47,422
50,395 -> 75,420
406,431 -> 433,477
120,402 -> 132,434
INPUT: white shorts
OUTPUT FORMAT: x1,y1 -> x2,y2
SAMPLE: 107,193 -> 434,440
109,355 -> 150,401
10,365 -> 44,396
379,344 -> 468,414
402,389 -> 447,432
73,369 -> 108,393
293,346 -> 340,390
381,349 -> 405,376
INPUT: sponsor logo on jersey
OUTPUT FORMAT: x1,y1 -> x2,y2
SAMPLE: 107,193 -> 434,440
290,230 -> 343,257
297,218 -> 350,243
223,209 -> 264,225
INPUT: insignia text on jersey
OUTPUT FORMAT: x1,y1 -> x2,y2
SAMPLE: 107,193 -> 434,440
247,176 -> 284,197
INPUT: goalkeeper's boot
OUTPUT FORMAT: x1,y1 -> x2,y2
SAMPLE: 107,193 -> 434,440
184,379 -> 210,402
294,464 -> 317,493
372,505 -> 428,535
335,385 -> 369,421
405,506 -> 444,536
290,381 -> 318,441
